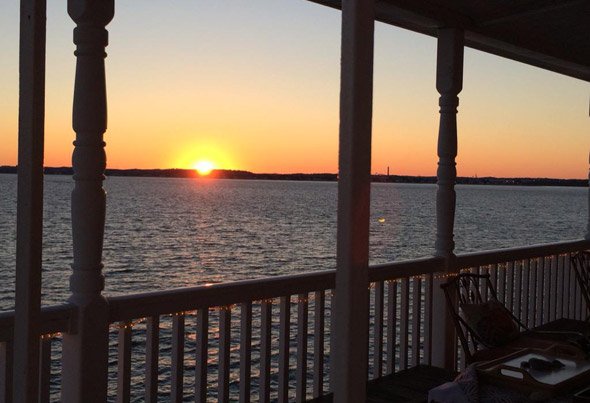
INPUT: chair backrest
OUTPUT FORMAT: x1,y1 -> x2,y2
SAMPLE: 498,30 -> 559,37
571,251 -> 590,321
441,273 -> 526,363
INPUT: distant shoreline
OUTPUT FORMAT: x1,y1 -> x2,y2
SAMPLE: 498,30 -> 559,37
0,166 -> 587,187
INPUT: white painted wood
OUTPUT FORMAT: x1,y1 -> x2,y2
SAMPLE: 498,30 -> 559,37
239,302 -> 252,403
544,257 -> 552,323
1,341 -> 13,403
218,308 -> 231,403
523,259 -> 531,327
411,277 -> 421,367
296,294 -> 308,403
61,2 -> 114,401
14,0 -> 46,400
399,278 -> 409,370
535,258 -> 543,326
278,296 -> 290,402
557,255 -> 565,319
550,255 -> 558,321
116,323 -> 132,403
432,27 -> 464,371
424,275 -> 433,365
312,291 -> 324,399
145,317 -> 159,403
171,314 -> 185,403
386,281 -> 397,374
332,0 -> 374,400
373,282 -> 384,379
195,309 -> 209,403
506,262 -> 514,313
38,337 -> 51,403
259,301 -> 272,403
514,261 -> 522,322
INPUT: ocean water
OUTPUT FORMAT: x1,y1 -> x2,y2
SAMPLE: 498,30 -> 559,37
0,173 -> 587,311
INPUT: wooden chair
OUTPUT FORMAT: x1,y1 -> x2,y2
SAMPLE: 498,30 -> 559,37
442,273 -> 587,364
571,251 -> 590,321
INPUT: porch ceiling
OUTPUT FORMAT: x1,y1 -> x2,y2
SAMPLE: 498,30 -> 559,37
310,0 -> 590,82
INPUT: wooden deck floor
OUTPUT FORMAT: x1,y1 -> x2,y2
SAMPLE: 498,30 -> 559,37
309,365 -> 456,403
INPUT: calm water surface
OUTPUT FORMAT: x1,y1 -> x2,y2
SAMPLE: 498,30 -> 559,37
0,174 -> 587,311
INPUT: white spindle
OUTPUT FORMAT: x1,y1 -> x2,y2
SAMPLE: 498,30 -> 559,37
195,309 -> 209,402
218,308 -> 231,403
535,258 -> 543,326
171,314 -> 185,403
312,291 -> 325,399
296,294 -> 309,403
278,296 -> 290,402
373,282 -> 384,379
61,2 -> 114,401
145,316 -> 159,403
240,302 -> 252,403
569,253 -> 576,319
39,337 -> 51,403
399,278 -> 409,370
506,262 -> 514,313
514,261 -> 522,322
557,255 -> 565,318
116,323 -> 132,403
411,277 -> 421,367
523,260 -> 531,327
424,275 -> 433,365
332,0 -> 374,400
259,301 -> 272,403
386,281 -> 397,374
544,257 -> 551,323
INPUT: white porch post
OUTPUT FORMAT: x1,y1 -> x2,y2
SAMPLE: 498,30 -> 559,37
431,28 -> 464,370
61,1 -> 114,401
13,0 -> 46,401
332,0 -> 374,401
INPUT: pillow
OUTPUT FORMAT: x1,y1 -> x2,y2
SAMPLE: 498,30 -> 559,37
460,300 -> 519,347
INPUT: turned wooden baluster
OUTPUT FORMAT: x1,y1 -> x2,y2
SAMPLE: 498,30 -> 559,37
432,27 -> 464,370
61,1 -> 114,401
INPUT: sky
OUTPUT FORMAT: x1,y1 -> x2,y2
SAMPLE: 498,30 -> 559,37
0,0 -> 588,178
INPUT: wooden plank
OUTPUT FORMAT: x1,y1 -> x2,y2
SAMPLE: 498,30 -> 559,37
313,291 -> 325,399
506,262 -> 514,313
514,261 -> 522,323
145,316 -> 160,403
490,264 -> 498,299
195,309 -> 209,403
423,274 -> 433,365
498,263 -> 506,305
14,1 -> 47,400
535,257 -> 544,326
240,302 -> 252,403
0,341 -> 13,403
171,314 -> 185,403
544,256 -> 553,323
399,278 -> 409,370
411,278 -> 421,367
568,253 -> 576,319
117,323 -> 132,403
557,255 -> 564,319
260,301 -> 272,403
386,281 -> 397,374
38,336 -> 51,403
373,282 -> 384,379
278,296 -> 291,402
296,294 -> 309,403
523,259 -> 531,327
218,308 -> 231,403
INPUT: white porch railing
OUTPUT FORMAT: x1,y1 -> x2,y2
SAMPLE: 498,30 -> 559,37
0,239 -> 588,402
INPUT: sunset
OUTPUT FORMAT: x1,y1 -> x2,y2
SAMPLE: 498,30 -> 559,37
2,0 -> 590,402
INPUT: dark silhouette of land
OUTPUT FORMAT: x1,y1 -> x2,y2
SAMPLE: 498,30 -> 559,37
0,166 -> 587,187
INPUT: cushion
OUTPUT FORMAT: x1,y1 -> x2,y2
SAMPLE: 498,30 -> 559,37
460,300 -> 519,347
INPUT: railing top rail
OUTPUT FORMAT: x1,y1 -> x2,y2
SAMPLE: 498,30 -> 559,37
0,304 -> 74,342
455,239 -> 590,269
108,257 -> 445,322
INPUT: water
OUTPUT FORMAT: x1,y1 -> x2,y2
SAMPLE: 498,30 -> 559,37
0,173 -> 587,311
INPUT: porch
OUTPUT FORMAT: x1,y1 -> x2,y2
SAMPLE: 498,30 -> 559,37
2,240 -> 590,401
4,0 -> 590,402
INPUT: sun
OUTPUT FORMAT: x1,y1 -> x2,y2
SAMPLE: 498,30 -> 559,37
193,160 -> 215,176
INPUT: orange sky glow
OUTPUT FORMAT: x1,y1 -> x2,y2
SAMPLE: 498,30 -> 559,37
0,1 -> 588,179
